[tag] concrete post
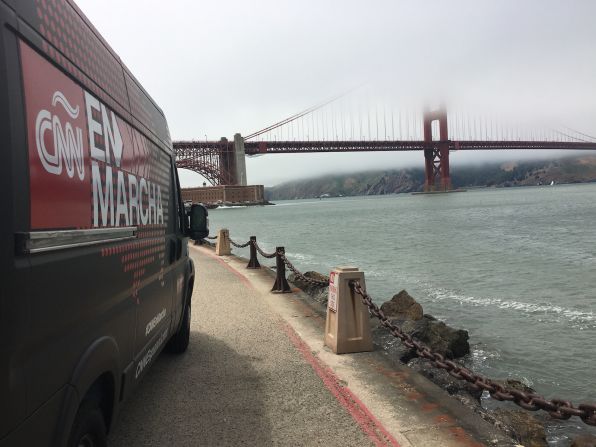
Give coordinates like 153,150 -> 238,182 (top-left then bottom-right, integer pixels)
271,247 -> 292,293
215,229 -> 231,256
246,236 -> 261,269
233,133 -> 247,186
324,267 -> 373,354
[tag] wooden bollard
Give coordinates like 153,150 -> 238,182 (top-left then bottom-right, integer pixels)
324,267 -> 373,354
215,229 -> 231,256
246,236 -> 261,269
271,247 -> 291,293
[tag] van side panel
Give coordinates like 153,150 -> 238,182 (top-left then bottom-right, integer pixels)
18,32 -> 178,397
1,0 -> 190,443
18,39 -> 137,412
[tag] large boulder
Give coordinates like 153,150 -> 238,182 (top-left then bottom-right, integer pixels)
380,290 -> 423,321
491,409 -> 547,447
402,314 -> 470,359
376,290 -> 470,359
373,312 -> 470,361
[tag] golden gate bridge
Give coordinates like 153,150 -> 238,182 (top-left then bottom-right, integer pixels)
173,100 -> 596,192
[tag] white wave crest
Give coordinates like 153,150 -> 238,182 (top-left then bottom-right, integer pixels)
429,287 -> 596,326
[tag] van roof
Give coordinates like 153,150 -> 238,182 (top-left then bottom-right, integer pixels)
66,0 -> 166,119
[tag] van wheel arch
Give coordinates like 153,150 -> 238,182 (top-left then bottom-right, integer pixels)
70,337 -> 120,403
58,337 -> 120,443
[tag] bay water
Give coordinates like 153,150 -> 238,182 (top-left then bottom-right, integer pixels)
208,184 -> 596,445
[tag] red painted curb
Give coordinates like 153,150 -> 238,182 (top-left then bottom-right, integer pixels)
282,323 -> 401,447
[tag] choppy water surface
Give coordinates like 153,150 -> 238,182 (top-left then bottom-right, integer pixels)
208,184 -> 596,445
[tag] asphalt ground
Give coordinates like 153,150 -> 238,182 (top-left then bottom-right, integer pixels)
108,246 -> 378,446
109,245 -> 518,447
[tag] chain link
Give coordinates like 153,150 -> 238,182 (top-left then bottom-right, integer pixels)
205,236 -> 218,240
279,253 -> 328,286
229,238 -> 251,248
252,241 -> 277,258
350,280 -> 596,426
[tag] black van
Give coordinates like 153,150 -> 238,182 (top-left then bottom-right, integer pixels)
0,1 -> 206,445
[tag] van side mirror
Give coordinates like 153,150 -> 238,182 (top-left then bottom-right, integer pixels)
186,204 -> 209,240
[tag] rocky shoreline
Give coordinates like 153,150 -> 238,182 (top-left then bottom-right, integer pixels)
287,271 -> 596,447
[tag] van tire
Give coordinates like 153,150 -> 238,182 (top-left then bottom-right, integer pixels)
166,300 -> 191,354
68,400 -> 107,447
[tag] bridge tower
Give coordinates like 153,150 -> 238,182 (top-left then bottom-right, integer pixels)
215,134 -> 248,185
218,137 -> 237,184
233,133 -> 248,186
423,107 -> 451,192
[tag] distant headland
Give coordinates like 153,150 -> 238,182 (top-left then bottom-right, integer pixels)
265,155 -> 596,200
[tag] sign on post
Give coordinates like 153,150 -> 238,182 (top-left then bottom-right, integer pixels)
328,271 -> 338,312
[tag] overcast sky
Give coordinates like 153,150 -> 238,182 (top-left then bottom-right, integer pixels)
76,0 -> 596,187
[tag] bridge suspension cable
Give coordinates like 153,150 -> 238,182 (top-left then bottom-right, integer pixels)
561,126 -> 596,142
243,86 -> 361,141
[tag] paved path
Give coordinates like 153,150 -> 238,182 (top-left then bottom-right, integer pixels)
109,246 -> 516,447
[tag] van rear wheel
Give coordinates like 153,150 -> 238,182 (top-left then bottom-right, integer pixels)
68,401 -> 107,447
166,300 -> 191,354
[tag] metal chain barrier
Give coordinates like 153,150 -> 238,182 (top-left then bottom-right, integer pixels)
350,280 -> 596,426
206,235 -> 218,240
279,253 -> 328,286
229,238 -> 251,248
214,230 -> 596,426
252,241 -> 278,259
225,233 -> 326,285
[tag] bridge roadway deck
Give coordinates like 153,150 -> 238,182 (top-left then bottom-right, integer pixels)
108,245 -> 517,447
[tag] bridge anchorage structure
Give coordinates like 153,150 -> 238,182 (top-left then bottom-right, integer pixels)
173,102 -> 596,190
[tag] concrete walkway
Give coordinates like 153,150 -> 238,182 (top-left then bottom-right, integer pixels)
109,245 -> 517,447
